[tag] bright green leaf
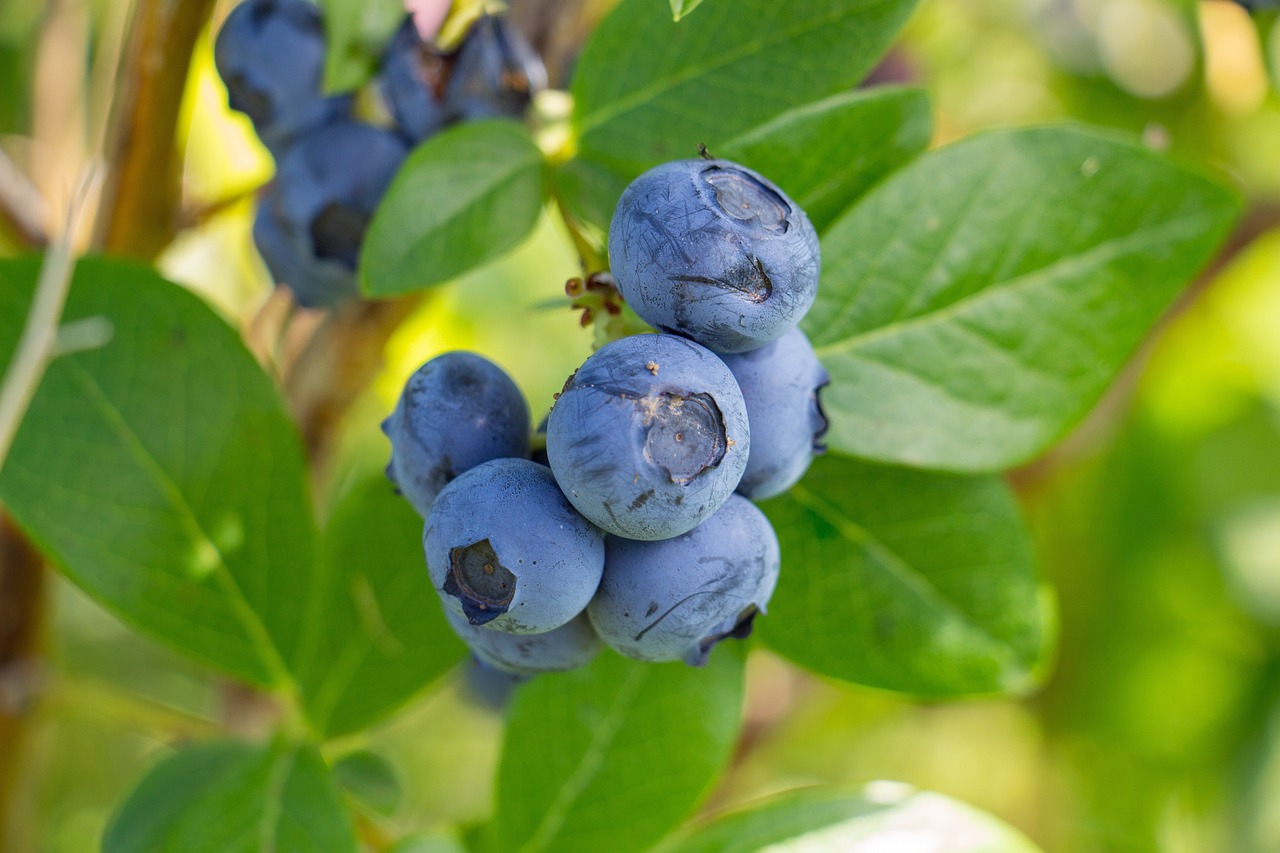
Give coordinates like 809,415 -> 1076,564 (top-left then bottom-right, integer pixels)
657,784 -> 1042,853
668,0 -> 706,21
718,87 -> 933,233
319,0 -> 404,92
759,455 -> 1045,695
293,475 -> 467,738
0,257 -> 316,688
102,740 -> 357,853
572,0 -> 920,176
362,120 -> 547,297
809,126 -> 1240,472
494,649 -> 745,853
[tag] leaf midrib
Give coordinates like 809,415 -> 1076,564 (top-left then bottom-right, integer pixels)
576,0 -> 896,139
789,484 -> 1023,668
66,358 -> 293,688
515,664 -> 649,853
375,132 -> 542,267
814,208 -> 1217,359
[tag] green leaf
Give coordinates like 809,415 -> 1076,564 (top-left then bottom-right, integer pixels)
759,455 -> 1045,695
494,650 -> 745,853
657,784 -> 1042,853
293,475 -> 467,738
102,740 -> 357,853
0,257 -> 316,688
319,0 -> 404,92
718,87 -> 933,233
668,0 -> 705,20
388,834 -> 470,853
572,0 -> 920,176
362,120 -> 547,297
809,126 -> 1240,472
333,748 -> 402,815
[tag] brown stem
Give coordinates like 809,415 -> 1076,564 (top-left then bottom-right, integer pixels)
0,512 -> 46,849
282,296 -> 425,481
92,0 -> 218,259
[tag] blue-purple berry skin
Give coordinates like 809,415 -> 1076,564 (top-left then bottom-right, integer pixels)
253,197 -> 359,308
214,0 -> 333,154
719,328 -> 830,500
255,120 -> 406,307
378,17 -> 449,143
383,352 -> 530,517
424,458 -> 605,634
546,334 -> 750,541
587,494 -> 781,665
460,658 -> 526,709
443,609 -> 600,675
608,159 -> 820,354
443,14 -> 546,122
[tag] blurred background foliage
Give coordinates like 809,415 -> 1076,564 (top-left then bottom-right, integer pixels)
4,0 -> 1280,851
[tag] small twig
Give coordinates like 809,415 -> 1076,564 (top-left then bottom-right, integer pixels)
177,183 -> 266,231
549,185 -> 606,274
0,169 -> 100,474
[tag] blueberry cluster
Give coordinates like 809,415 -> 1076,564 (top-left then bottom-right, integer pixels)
214,0 -> 545,308
385,156 -> 830,678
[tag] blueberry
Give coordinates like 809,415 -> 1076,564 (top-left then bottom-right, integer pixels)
255,120 -> 407,307
253,197 -> 359,308
444,609 -> 600,675
443,14 -> 546,122
608,158 -> 820,354
214,0 -> 336,154
587,494 -> 780,665
383,351 -> 531,517
378,17 -> 450,143
424,458 -> 605,633
459,658 -> 525,709
719,328 -> 829,500
546,334 -> 750,541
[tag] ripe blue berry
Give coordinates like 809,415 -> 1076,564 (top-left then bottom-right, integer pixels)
588,494 -> 780,665
444,609 -> 601,675
720,328 -> 829,500
425,458 -> 605,633
214,0 -> 334,153
383,351 -> 530,517
378,17 -> 449,143
547,334 -> 750,541
608,158 -> 820,354
255,120 -> 407,307
443,14 -> 546,122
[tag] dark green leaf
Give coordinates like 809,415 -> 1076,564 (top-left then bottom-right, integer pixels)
718,87 -> 933,233
494,650 -> 745,853
809,126 -> 1240,472
657,785 -> 1042,853
572,0 -> 919,175
294,475 -> 467,737
759,455 -> 1045,695
333,749 -> 402,815
0,257 -> 316,688
362,120 -> 547,297
102,740 -> 357,853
